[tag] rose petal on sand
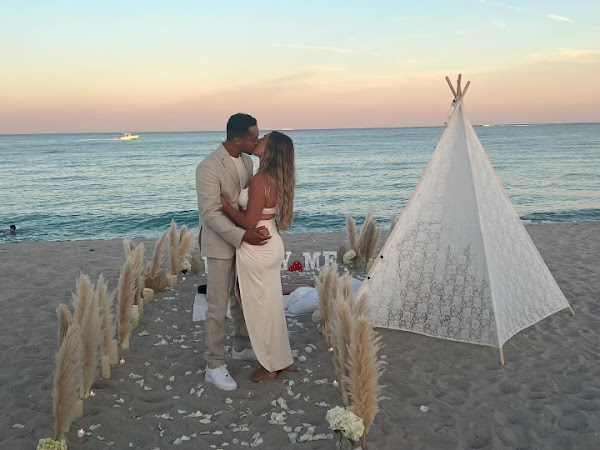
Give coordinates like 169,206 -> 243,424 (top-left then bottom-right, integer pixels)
225,397 -> 233,404
138,330 -> 150,336
12,423 -> 24,429
155,413 -> 173,420
89,424 -> 101,431
169,376 -> 175,382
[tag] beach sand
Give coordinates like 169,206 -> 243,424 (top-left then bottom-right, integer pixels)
1,223 -> 599,449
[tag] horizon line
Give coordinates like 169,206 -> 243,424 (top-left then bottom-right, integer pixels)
1,120 -> 599,136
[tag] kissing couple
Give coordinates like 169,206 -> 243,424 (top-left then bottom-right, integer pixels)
196,113 -> 298,390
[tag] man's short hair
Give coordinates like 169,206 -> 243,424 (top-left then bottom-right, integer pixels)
9,225 -> 16,231
226,113 -> 257,140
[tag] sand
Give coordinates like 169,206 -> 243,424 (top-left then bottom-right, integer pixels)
1,223 -> 599,449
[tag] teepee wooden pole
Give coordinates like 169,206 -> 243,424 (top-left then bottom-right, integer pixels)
446,76 -> 458,99
461,81 -> 471,99
567,306 -> 575,316
499,347 -> 505,365
457,74 -> 462,99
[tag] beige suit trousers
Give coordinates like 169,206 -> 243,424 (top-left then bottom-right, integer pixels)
204,257 -> 251,369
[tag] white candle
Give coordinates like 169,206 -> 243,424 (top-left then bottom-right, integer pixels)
122,333 -> 130,349
120,358 -> 125,365
332,380 -> 339,387
73,400 -> 84,419
143,288 -> 154,304
101,355 -> 111,379
328,347 -> 334,353
77,428 -> 85,438
131,307 -> 140,330
110,339 -> 119,365
181,276 -> 186,282
89,390 -> 96,397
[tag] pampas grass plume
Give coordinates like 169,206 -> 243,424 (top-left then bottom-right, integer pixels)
179,232 -> 196,267
53,322 -> 83,440
346,215 -> 357,251
190,256 -> 201,274
350,292 -> 369,319
118,256 -> 136,345
337,245 -> 348,263
344,317 -> 386,437
72,273 -> 93,324
96,275 -> 114,357
333,299 -> 352,406
316,262 -> 338,345
81,278 -> 101,396
57,304 -> 72,348
146,232 -> 167,279
133,242 -> 145,304
168,220 -> 179,275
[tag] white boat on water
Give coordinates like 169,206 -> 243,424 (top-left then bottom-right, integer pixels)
119,132 -> 139,140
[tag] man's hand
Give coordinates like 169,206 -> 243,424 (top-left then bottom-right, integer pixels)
242,226 -> 271,246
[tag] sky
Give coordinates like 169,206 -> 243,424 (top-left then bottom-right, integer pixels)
1,1 -> 599,133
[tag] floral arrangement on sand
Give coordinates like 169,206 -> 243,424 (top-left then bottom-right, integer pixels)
316,263 -> 385,448
326,406 -> 365,444
37,438 -> 67,450
339,212 -> 381,268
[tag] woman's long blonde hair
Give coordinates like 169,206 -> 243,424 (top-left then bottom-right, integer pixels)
257,131 -> 295,230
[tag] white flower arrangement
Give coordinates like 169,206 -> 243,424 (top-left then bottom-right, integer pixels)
312,309 -> 322,324
326,406 -> 365,442
342,250 -> 357,266
37,438 -> 67,450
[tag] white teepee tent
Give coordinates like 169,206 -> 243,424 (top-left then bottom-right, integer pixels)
358,75 -> 573,363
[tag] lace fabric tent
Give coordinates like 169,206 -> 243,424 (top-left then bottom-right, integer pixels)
357,75 -> 574,364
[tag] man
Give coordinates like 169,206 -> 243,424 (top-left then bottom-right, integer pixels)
196,113 -> 269,391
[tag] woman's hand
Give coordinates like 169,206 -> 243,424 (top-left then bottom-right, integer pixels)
220,195 -> 229,211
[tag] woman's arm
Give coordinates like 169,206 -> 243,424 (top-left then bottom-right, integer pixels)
221,174 -> 269,230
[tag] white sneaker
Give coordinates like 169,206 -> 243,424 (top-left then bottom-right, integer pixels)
205,366 -> 238,391
232,347 -> 258,361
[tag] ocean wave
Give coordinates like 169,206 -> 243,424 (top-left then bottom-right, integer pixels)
2,208 -> 599,243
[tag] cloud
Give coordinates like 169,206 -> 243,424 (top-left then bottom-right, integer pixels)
528,49 -> 600,64
272,44 -> 354,54
547,14 -> 574,23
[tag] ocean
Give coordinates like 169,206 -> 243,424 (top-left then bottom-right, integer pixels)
1,124 -> 599,243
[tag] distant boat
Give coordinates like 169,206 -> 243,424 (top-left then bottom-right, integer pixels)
119,132 -> 139,140
481,123 -> 491,127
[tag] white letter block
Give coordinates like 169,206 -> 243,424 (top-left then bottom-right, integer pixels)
303,251 -> 322,271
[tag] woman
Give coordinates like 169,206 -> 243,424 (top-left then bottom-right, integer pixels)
220,131 -> 298,382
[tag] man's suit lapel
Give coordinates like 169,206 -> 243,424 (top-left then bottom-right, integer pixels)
217,144 -> 241,190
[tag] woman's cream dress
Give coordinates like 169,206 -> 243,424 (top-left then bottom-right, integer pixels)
235,188 -> 294,372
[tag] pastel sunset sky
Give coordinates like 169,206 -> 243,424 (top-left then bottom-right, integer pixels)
1,1 -> 599,133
